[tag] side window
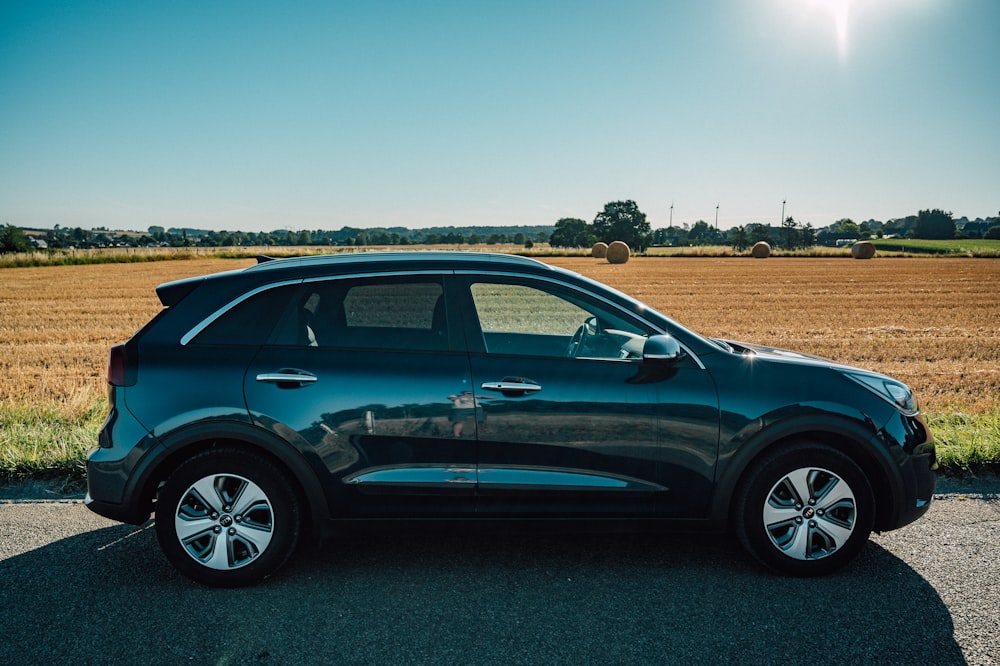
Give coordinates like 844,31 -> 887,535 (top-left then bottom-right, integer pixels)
470,281 -> 651,359
275,278 -> 448,351
472,283 -> 586,337
192,284 -> 300,346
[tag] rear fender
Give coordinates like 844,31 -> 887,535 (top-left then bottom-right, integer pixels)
133,420 -> 330,538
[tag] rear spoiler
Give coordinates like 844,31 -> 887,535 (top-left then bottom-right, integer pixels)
154,276 -> 205,307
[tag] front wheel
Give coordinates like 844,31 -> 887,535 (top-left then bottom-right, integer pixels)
735,443 -> 874,576
155,448 -> 301,587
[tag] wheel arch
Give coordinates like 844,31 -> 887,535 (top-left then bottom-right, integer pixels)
129,421 -> 330,539
714,414 -> 901,533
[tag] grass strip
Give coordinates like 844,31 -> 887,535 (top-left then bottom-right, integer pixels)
0,399 -> 106,486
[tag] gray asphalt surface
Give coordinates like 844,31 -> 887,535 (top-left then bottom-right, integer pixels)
1,478 -> 997,665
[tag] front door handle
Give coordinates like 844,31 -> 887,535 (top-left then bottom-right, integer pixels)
256,370 -> 318,388
481,379 -> 542,395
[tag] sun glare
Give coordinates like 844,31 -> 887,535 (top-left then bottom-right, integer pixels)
812,0 -> 854,59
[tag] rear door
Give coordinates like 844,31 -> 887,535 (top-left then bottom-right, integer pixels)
243,273 -> 478,518
458,274 -> 720,518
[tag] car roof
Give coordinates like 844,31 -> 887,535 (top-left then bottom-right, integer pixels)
156,251 -> 558,307
243,251 -> 554,274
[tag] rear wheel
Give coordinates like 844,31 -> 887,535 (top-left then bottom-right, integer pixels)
155,448 -> 301,587
735,443 -> 874,576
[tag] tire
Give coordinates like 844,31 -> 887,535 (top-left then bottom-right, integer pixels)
735,442 -> 874,576
155,447 -> 301,587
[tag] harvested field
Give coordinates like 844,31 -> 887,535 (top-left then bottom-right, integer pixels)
546,257 -> 1000,414
1,256 -> 997,417
0,259 -> 256,407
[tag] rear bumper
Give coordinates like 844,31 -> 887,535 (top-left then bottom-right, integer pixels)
84,491 -> 151,525
85,397 -> 159,525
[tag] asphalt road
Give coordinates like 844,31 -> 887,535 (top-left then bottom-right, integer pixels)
1,481 -> 997,665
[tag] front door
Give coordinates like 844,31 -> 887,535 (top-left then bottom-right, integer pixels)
460,276 -> 719,519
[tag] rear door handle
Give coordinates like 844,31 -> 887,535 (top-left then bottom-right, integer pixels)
256,370 -> 318,387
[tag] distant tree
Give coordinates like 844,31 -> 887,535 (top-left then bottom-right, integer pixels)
748,223 -> 772,245
592,200 -> 651,252
984,226 -> 1000,240
549,218 -> 595,248
835,219 -> 859,238
689,220 -> 713,244
779,217 -> 801,249
729,225 -> 750,252
913,209 -> 955,239
800,223 -> 816,247
0,224 -> 31,253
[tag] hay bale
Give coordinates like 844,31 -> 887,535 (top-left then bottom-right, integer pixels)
606,241 -> 631,264
751,241 -> 771,258
851,241 -> 876,259
591,242 -> 608,258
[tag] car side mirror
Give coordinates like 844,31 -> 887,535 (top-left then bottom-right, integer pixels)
642,335 -> 684,363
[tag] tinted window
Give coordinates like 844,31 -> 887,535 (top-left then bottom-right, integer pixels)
192,284 -> 300,346
272,278 -> 449,351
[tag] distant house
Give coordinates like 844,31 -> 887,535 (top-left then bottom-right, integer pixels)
29,237 -> 48,249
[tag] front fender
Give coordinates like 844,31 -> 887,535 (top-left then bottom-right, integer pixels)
710,404 -> 901,531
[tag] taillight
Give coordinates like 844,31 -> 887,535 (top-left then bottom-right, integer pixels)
107,344 -> 131,386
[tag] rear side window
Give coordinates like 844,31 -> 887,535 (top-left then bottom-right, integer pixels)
271,277 -> 449,351
191,284 -> 300,346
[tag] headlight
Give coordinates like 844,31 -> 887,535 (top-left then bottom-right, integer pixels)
844,371 -> 919,415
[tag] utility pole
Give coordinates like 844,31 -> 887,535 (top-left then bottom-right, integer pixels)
781,199 -> 787,226
669,202 -> 674,228
715,203 -> 719,230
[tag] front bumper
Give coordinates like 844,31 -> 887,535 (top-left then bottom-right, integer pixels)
878,410 -> 936,530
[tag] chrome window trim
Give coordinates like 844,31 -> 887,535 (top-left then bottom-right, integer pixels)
180,270 -> 455,346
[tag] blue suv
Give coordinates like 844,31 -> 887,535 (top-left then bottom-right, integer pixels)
86,252 -> 936,586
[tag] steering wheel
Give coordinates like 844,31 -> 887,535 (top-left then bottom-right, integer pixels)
567,316 -> 601,358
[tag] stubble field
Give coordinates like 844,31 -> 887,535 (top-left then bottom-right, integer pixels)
1,255 -> 998,477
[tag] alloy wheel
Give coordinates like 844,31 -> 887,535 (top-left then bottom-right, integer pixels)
173,473 -> 275,570
762,466 -> 857,561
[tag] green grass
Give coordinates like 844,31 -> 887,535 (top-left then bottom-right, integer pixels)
0,399 -> 106,488
870,238 -> 1000,257
0,400 -> 995,489
928,411 -> 1000,473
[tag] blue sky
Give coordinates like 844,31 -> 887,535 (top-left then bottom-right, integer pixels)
1,0 -> 997,232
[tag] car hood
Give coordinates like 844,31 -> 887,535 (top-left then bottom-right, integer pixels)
720,339 -> 858,372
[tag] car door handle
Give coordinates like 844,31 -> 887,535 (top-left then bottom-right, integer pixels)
481,380 -> 542,394
256,371 -> 318,387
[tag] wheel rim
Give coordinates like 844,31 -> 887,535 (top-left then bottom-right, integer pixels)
173,473 -> 275,570
762,466 -> 857,561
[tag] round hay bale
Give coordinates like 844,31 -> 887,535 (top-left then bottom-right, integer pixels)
591,242 -> 608,258
751,241 -> 771,259
606,241 -> 631,264
851,241 -> 876,259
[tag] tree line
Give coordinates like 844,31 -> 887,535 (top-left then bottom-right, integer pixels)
550,206 -> 1000,250
3,205 -> 998,254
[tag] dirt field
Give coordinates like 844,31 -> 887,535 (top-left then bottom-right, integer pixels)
1,256 -> 997,414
